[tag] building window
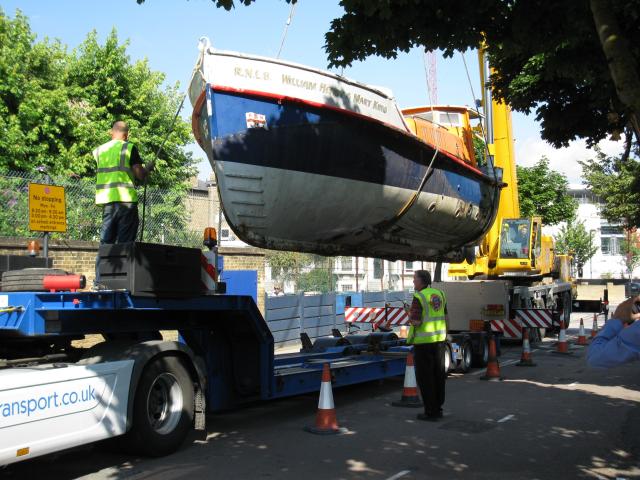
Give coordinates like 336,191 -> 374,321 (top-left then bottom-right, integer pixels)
601,225 -> 624,256
340,257 -> 354,271
373,259 -> 383,279
405,261 -> 414,271
342,284 -> 353,292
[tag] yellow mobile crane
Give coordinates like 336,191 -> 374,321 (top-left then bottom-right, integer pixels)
447,52 -> 563,281
401,51 -> 575,354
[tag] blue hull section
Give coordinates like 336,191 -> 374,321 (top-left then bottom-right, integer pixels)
194,86 -> 501,261
210,91 -> 488,205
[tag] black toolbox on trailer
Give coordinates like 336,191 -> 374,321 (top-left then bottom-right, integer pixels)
97,242 -> 202,297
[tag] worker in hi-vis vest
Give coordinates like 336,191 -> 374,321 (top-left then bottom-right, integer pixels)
93,121 -> 154,284
407,270 -> 449,421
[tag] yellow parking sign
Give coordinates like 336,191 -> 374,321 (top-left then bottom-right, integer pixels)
28,183 -> 67,233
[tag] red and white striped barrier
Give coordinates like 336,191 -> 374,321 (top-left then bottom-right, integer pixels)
344,306 -> 409,327
514,308 -> 554,328
490,318 -> 522,339
492,308 -> 554,339
201,251 -> 217,291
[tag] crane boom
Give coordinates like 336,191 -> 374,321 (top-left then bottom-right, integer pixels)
448,49 -> 562,281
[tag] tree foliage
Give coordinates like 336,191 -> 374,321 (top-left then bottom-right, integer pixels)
516,157 -> 577,225
553,220 -> 599,272
322,0 -> 640,150
161,0 -> 640,150
0,9 -> 195,187
580,147 -> 640,228
620,229 -> 640,279
266,252 -> 336,292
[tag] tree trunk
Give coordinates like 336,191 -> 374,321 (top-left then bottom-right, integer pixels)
590,0 -> 640,143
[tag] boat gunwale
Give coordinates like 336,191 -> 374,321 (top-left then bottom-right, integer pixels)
204,48 -> 395,101
191,85 -> 497,183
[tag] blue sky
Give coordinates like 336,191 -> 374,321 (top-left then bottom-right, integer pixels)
1,0 -> 620,182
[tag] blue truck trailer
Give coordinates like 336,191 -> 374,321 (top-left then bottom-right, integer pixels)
0,246 -> 409,465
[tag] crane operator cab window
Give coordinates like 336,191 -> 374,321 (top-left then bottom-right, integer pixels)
500,219 -> 531,259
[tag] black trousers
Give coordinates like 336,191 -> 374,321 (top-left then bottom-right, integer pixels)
95,202 -> 139,283
413,342 -> 446,416
100,202 -> 139,244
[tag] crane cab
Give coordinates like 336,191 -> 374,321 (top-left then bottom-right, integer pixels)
495,217 -> 554,278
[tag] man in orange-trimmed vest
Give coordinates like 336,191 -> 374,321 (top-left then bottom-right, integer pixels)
407,270 -> 449,421
93,121 -> 153,283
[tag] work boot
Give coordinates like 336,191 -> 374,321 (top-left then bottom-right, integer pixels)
416,413 -> 439,422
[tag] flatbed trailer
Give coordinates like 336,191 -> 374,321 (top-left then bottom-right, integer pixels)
0,289 -> 409,466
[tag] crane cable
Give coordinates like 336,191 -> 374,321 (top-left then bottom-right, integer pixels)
139,93 -> 187,241
459,50 -> 503,255
375,49 -> 442,231
277,3 -> 297,59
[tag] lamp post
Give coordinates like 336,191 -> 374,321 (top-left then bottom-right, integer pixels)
589,229 -> 595,279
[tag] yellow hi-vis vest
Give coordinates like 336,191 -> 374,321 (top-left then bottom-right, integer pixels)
407,287 -> 447,344
94,140 -> 138,205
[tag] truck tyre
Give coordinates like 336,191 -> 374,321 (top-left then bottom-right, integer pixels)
457,340 -> 473,373
472,337 -> 489,367
443,343 -> 453,373
125,356 -> 194,457
1,268 -> 67,292
562,291 -> 572,326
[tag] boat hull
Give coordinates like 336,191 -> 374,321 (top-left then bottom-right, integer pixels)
190,48 -> 500,262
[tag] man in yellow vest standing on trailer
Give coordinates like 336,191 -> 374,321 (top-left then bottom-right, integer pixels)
93,121 -> 154,283
407,270 -> 449,421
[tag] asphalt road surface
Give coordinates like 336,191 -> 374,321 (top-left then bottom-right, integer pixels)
3,312 -> 639,480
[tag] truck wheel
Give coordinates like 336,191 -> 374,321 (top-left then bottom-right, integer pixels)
472,337 -> 489,367
125,356 -> 194,457
457,340 -> 473,373
443,343 -> 453,373
1,268 -> 67,291
562,291 -> 572,326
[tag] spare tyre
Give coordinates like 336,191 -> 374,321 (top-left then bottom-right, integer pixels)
1,268 -> 68,292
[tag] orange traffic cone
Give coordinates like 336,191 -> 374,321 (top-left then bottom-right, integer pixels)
392,351 -> 423,408
516,328 -> 536,366
553,320 -> 571,354
577,318 -> 588,345
304,363 -> 347,435
480,335 -> 503,381
590,313 -> 598,339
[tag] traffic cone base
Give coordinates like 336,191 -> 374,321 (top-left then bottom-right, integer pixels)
516,328 -> 536,367
392,351 -> 423,408
304,363 -> 347,435
553,320 -> 573,355
480,335 -> 503,381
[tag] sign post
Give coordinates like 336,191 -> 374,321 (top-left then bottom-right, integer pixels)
28,183 -> 67,257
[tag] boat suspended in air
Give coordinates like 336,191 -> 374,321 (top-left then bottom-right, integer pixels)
188,38 -> 502,262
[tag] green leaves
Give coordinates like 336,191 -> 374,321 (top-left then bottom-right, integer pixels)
321,0 -> 640,149
553,220 -> 598,269
580,147 -> 640,228
516,157 -> 577,225
0,10 -> 195,187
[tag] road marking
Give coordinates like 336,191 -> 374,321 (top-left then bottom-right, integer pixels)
470,358 -> 519,375
500,359 -> 520,367
497,414 -> 515,423
385,470 -> 411,480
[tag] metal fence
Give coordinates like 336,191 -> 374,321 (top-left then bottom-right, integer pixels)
0,170 -> 215,248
